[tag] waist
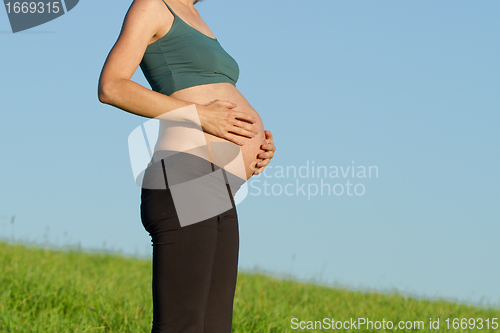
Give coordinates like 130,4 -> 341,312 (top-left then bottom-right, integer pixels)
143,150 -> 216,189
142,150 -> 244,195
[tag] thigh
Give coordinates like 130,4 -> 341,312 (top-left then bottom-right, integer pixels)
150,213 -> 220,332
141,186 -> 220,332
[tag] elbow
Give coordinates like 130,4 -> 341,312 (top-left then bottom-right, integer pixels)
98,81 -> 114,105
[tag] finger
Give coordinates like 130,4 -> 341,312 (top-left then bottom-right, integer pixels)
217,100 -> 237,109
231,118 -> 257,134
260,143 -> 276,152
254,167 -> 264,175
224,133 -> 246,146
232,110 -> 257,124
227,123 -> 256,138
257,151 -> 274,160
253,163 -> 266,174
264,130 -> 273,140
255,159 -> 270,168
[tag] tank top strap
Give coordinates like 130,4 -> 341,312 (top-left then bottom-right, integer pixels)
161,0 -> 177,17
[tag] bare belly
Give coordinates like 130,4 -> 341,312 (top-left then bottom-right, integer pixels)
157,82 -> 265,180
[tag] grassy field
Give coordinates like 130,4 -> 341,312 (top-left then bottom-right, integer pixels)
1,240 -> 499,332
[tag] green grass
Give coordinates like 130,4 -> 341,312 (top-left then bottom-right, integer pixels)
1,240 -> 499,332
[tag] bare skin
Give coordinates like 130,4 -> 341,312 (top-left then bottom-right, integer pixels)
98,0 -> 275,180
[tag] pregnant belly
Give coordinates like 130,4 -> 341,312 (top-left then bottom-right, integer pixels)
203,112 -> 265,180
165,83 -> 266,180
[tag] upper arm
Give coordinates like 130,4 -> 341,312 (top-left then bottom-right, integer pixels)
99,0 -> 168,91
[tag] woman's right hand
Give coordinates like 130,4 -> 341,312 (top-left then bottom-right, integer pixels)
196,99 -> 259,146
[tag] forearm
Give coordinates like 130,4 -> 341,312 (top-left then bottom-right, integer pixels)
98,78 -> 194,119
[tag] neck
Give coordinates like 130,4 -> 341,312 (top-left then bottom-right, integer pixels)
172,0 -> 194,9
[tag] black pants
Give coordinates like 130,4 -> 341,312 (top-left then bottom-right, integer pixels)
140,152 -> 240,333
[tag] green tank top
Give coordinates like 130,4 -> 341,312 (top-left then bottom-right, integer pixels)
139,0 -> 240,96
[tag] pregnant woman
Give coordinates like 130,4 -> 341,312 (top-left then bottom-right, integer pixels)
98,0 -> 276,332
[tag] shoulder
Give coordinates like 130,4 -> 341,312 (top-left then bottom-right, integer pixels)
123,0 -> 173,34
128,0 -> 168,14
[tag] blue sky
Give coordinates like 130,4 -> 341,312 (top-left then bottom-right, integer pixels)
1,0 -> 499,308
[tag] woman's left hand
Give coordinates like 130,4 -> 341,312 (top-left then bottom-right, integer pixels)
254,130 -> 276,175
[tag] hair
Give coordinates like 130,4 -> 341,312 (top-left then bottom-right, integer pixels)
193,0 -> 203,4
